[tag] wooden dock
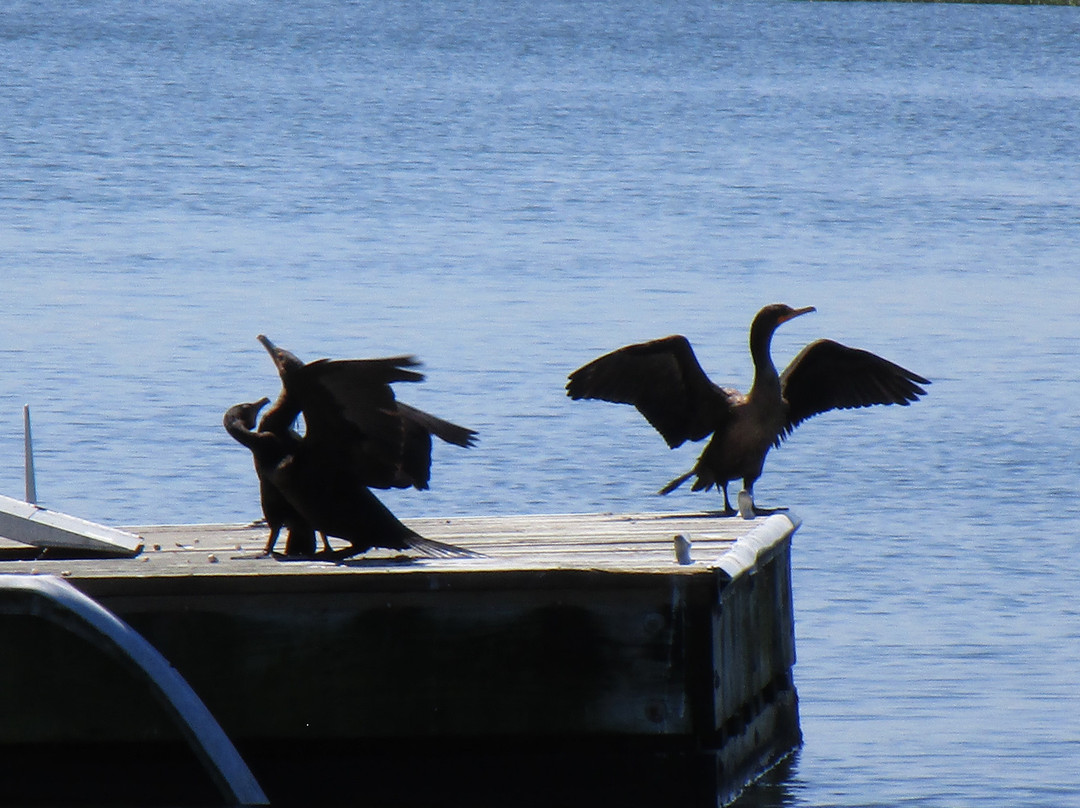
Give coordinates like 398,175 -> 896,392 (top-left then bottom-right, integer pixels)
0,511 -> 801,807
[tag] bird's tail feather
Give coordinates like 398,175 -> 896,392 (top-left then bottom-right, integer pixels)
406,535 -> 480,558
659,470 -> 695,495
397,402 -> 478,448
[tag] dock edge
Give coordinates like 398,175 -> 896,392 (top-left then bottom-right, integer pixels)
711,512 -> 802,806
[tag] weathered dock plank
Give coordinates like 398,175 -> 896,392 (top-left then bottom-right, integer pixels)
0,511 -> 801,807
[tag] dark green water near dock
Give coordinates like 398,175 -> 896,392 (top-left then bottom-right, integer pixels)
2,1 -> 1079,805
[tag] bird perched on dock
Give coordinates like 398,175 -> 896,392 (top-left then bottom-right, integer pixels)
223,398 -> 324,556
222,337 -> 477,559
566,304 -> 929,516
224,397 -> 466,559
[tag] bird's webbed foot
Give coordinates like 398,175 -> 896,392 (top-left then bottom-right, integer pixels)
715,488 -> 737,517
260,528 -> 280,557
269,550 -> 323,561
751,505 -> 789,515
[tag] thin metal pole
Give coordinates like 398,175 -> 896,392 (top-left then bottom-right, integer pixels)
23,404 -> 37,505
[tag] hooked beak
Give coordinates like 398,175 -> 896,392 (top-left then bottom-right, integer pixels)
257,334 -> 277,355
780,306 -> 816,324
230,396 -> 270,430
247,396 -> 270,426
256,334 -> 287,373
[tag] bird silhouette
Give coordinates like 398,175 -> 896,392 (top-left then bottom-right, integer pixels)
224,337 -> 476,559
567,304 -> 929,515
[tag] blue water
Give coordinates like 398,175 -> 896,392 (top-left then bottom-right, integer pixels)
3,1 -> 1079,805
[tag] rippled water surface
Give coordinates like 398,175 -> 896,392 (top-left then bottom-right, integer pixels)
2,1 -> 1079,805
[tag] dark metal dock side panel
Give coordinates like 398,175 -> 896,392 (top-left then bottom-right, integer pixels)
103,574 -> 708,740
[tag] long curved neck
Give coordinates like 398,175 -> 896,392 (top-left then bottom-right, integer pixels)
224,414 -> 262,451
225,413 -> 289,464
258,390 -> 302,437
747,319 -> 781,402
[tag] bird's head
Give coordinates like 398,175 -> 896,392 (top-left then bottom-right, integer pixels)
257,335 -> 305,379
223,397 -> 270,431
762,303 -> 816,327
750,304 -> 815,352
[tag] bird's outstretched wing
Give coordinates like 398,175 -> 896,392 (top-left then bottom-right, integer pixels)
301,357 -> 476,491
290,357 -> 420,486
397,401 -> 478,448
780,339 -> 929,438
383,403 -> 478,491
298,356 -> 420,441
567,335 -> 735,448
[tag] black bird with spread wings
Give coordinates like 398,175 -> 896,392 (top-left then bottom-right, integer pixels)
566,304 -> 929,516
257,336 -> 476,492
224,337 -> 477,559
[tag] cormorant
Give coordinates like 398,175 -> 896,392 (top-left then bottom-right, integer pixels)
223,337 -> 477,559
223,398 -> 322,556
566,304 -> 929,515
